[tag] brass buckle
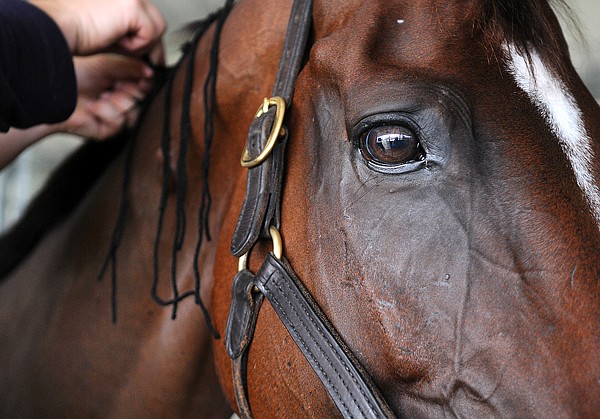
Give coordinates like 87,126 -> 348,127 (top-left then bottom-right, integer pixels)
240,96 -> 286,168
238,226 -> 283,273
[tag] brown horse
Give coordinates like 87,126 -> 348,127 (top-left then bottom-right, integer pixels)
1,0 -> 599,417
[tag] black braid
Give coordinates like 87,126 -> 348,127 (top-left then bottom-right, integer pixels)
193,0 -> 236,338
97,123 -> 138,323
100,2 -> 234,337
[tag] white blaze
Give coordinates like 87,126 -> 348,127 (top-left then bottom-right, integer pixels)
505,43 -> 600,228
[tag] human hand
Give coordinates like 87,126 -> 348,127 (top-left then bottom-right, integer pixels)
31,0 -> 166,65
54,54 -> 156,140
0,53 -> 155,168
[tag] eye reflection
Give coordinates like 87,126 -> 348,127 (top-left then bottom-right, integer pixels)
375,131 -> 413,150
361,125 -> 422,165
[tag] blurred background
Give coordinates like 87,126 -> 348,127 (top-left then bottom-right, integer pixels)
0,0 -> 599,231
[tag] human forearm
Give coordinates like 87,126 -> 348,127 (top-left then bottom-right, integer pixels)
0,125 -> 57,169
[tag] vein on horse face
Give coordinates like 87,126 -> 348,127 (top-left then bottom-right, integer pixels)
504,43 -> 600,230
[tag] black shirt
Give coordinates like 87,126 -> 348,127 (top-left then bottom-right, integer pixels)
0,0 -> 76,132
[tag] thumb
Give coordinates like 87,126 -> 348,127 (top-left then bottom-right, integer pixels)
115,1 -> 166,57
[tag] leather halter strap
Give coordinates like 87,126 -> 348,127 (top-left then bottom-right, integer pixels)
230,0 -> 312,256
256,255 -> 396,418
225,1 -> 397,417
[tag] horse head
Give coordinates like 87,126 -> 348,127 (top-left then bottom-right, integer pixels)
1,0 -> 596,416
212,0 -> 600,416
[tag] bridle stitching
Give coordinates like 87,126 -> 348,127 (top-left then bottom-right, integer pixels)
268,272 -> 357,418
277,273 -> 376,416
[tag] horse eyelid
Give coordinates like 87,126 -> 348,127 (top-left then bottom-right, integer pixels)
349,113 -> 421,145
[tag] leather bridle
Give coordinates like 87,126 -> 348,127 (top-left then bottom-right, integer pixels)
224,1 -> 397,417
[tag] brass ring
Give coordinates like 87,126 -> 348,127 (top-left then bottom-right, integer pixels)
269,226 -> 283,260
240,96 -> 286,168
238,253 -> 249,272
237,226 -> 283,272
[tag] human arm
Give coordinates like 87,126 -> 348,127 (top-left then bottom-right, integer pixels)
0,54 -> 155,169
0,0 -> 166,169
0,0 -> 165,134
0,0 -> 77,132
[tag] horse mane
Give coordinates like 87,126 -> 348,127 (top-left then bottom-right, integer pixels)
478,0 -> 574,77
99,0 -> 234,334
0,1 -> 235,336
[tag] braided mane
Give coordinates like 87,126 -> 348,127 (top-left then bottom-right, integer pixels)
99,1 -> 235,334
0,1 -> 236,337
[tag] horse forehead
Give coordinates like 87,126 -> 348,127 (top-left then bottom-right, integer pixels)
310,0 -> 485,81
313,0 -> 480,37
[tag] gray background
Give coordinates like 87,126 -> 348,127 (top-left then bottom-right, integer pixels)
0,0 -> 599,230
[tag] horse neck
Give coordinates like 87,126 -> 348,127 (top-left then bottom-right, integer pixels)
183,0 -> 296,235
115,0 -> 296,296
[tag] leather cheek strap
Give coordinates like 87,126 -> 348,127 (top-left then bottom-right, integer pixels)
225,269 -> 263,419
225,254 -> 397,418
230,111 -> 288,257
230,0 -> 311,258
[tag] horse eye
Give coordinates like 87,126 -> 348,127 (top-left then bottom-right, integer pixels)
360,125 -> 423,165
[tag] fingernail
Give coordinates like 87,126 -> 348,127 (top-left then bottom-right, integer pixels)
143,65 -> 154,78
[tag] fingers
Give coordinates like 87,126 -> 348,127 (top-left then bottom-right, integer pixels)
60,88 -> 143,140
96,91 -> 137,117
38,0 -> 167,60
85,101 -> 128,141
74,54 -> 155,97
66,51 -> 158,140
115,0 -> 166,63
113,81 -> 147,102
87,90 -> 140,139
100,56 -> 154,81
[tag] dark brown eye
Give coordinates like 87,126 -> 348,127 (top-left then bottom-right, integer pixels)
360,125 -> 422,165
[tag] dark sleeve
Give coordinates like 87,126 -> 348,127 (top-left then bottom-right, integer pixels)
0,0 -> 77,132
